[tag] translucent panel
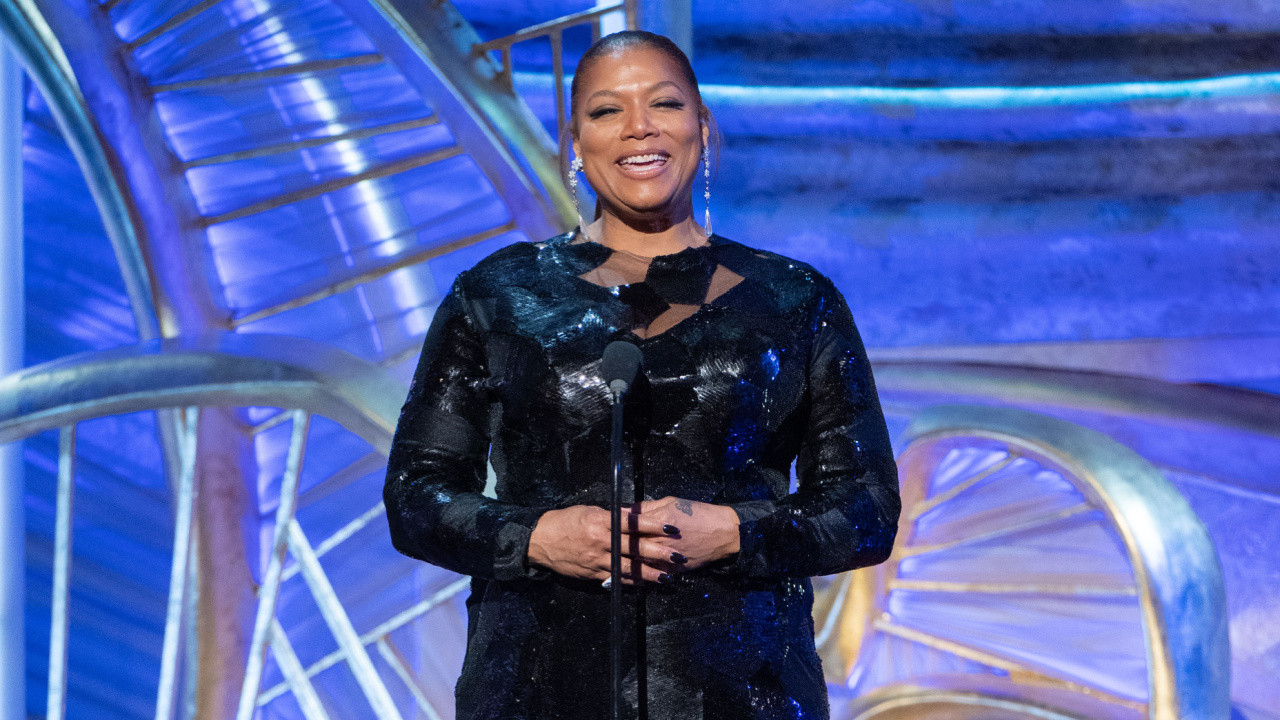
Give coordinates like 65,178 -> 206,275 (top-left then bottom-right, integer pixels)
24,413 -> 172,720
109,0 -> 217,44
254,415 -> 373,515
237,265 -> 442,362
185,122 -> 457,217
899,511 -> 1137,589
153,63 -> 427,162
207,157 -> 510,313
890,591 -> 1148,701
235,230 -> 525,363
130,0 -> 375,85
847,630 -> 1002,694
23,85 -> 137,364
914,460 -> 1087,546
927,446 -> 1009,495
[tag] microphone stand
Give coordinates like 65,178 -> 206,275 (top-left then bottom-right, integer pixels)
609,386 -> 625,720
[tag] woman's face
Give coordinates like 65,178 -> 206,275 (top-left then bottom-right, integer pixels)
572,46 -> 708,226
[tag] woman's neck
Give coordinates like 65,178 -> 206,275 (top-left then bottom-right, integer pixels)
585,211 -> 707,257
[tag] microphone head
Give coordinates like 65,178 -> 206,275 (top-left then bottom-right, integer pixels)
601,340 -> 642,395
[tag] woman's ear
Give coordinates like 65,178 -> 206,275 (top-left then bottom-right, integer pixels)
701,119 -> 710,151
571,139 -> 582,164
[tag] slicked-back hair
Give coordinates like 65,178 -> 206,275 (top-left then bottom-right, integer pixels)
559,30 -> 720,197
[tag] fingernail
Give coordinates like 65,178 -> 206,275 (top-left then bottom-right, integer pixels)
663,524 -> 680,535
670,551 -> 687,564
657,573 -> 673,584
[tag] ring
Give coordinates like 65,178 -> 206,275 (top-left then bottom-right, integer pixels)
601,577 -> 613,589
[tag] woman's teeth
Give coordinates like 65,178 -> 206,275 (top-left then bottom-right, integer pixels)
620,154 -> 667,166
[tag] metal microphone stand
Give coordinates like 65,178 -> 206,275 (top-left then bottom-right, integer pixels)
609,385 -> 625,720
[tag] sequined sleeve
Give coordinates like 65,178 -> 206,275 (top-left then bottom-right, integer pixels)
724,281 -> 901,578
383,280 -> 545,581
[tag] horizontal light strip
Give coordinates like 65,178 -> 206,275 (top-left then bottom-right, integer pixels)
231,221 -> 515,327
149,54 -> 383,94
125,0 -> 225,49
201,144 -> 461,227
183,116 -> 440,169
889,579 -> 1138,596
702,71 -> 1280,109
257,577 -> 470,706
519,70 -> 1280,109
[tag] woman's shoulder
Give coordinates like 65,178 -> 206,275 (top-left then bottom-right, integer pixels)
453,231 -> 577,294
708,235 -> 843,311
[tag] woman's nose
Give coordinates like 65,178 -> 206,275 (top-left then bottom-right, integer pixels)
622,108 -> 658,140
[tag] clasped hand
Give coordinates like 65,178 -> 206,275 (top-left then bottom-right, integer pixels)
526,497 -> 741,585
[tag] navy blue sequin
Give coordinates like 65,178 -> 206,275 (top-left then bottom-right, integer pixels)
385,233 -> 900,719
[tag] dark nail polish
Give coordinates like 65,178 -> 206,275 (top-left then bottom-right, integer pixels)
670,552 -> 687,564
657,573 -> 673,584
663,524 -> 680,535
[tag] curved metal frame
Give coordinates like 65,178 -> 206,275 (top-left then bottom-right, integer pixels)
861,404 -> 1230,720
0,332 -> 405,451
0,0 -> 161,339
872,361 -> 1280,440
333,0 -> 576,240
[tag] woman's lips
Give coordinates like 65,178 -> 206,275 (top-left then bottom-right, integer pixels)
616,153 -> 669,179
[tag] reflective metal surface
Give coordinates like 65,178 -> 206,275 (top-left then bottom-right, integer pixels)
821,404 -> 1230,720
0,0 -> 161,338
0,332 -> 405,451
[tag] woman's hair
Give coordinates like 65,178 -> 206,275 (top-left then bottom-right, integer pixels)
559,30 -> 720,194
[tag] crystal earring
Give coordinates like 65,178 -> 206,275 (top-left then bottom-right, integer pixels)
569,156 -> 589,241
702,146 -> 712,238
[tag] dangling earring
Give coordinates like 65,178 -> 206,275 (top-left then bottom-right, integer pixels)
569,156 -> 589,241
702,146 -> 712,238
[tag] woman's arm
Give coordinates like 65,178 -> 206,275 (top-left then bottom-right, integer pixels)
384,282 -> 545,581
725,282 -> 901,577
631,282 -> 901,579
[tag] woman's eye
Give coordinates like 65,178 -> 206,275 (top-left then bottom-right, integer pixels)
654,100 -> 685,109
588,107 -> 618,119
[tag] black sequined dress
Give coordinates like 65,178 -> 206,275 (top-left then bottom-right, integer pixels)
385,231 -> 900,720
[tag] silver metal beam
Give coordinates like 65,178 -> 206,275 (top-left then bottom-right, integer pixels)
281,501 -> 384,582
46,425 -> 76,720
376,636 -> 444,720
257,577 -> 469,706
331,0 -> 573,238
182,115 -> 440,169
200,144 -> 461,227
0,333 -> 405,453
124,0 -> 226,50
0,0 -> 162,339
155,407 -> 199,720
287,519 -> 404,720
149,54 -> 384,94
270,619 -> 333,720
0,40 -> 24,720
236,410 -> 311,720
230,221 -> 513,327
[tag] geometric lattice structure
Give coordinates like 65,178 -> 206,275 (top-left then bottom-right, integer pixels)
815,405 -> 1230,720
0,333 -> 469,720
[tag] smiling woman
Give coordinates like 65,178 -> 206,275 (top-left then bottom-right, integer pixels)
384,30 -> 901,720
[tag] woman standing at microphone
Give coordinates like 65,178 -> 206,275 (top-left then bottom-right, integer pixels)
384,30 -> 900,720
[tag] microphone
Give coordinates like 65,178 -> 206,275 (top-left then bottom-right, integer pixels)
601,339 -> 641,720
601,341 -> 642,402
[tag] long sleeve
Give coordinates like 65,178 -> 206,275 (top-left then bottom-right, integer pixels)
722,282 -> 901,578
384,280 -> 545,581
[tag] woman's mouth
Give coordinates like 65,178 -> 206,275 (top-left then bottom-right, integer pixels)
616,152 -> 670,177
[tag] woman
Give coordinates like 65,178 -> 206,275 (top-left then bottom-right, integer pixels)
385,30 -> 900,720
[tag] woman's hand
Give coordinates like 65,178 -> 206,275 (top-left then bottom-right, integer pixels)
627,497 -> 741,571
527,505 -> 675,585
